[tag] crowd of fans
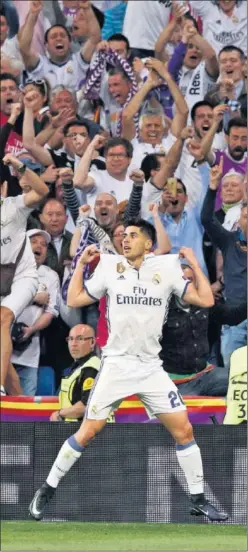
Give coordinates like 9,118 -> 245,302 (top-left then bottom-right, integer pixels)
0,0 -> 247,408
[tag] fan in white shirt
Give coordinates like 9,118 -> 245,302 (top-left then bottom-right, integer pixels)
123,0 -> 172,52
74,135 -> 134,208
11,229 -> 60,396
0,154 -> 49,396
18,0 -> 101,92
0,8 -> 25,73
188,0 -> 247,55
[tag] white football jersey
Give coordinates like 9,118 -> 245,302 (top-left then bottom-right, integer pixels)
11,265 -> 60,369
1,195 -> 32,264
85,253 -> 189,359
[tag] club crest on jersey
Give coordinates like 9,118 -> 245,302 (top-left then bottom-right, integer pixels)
152,273 -> 161,285
117,262 -> 125,274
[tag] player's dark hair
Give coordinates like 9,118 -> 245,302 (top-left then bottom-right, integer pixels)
108,33 -> 130,51
45,25 -> 71,43
141,153 -> 163,182
226,117 -> 247,135
218,45 -> 245,61
104,137 -> 133,159
191,100 -> 213,121
0,73 -> 18,86
124,218 -> 157,246
63,119 -> 90,137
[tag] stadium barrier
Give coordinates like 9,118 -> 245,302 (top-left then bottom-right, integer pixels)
0,395 -> 226,423
1,423 -> 246,524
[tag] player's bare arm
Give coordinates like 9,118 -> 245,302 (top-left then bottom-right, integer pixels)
179,247 -> 214,308
67,245 -> 100,308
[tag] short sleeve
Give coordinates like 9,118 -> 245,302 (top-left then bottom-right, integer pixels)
84,258 -> 107,300
27,55 -> 45,79
171,257 -> 191,299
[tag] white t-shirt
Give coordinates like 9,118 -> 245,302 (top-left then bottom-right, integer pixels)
123,0 -> 171,50
86,169 -> 133,208
85,253 -> 189,359
179,62 -> 216,123
11,265 -> 60,369
223,204 -> 242,232
1,36 -> 24,70
176,133 -> 225,208
188,1 -> 247,55
130,133 -> 177,171
27,51 -> 89,91
1,195 -> 32,264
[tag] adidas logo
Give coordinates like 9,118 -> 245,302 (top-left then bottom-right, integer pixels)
117,275 -> 125,280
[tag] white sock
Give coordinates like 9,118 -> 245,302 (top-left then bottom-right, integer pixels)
176,440 -> 204,495
0,385 -> 6,396
46,435 -> 84,489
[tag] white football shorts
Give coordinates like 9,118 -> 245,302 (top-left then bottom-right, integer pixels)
86,356 -> 186,420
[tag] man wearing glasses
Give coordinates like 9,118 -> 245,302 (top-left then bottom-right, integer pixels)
50,324 -> 100,422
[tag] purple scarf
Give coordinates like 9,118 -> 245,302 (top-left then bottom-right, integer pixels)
84,48 -> 139,136
62,223 -> 92,303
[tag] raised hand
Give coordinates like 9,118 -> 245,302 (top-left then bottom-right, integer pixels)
79,204 -> 91,217
91,134 -> 107,150
172,1 -> 186,23
3,153 -> 22,168
210,156 -> 224,190
145,58 -> 167,79
180,126 -> 194,141
9,102 -> 22,122
133,57 -> 145,74
187,139 -> 205,161
182,20 -> 197,43
129,169 -> 145,185
59,167 -> 74,182
30,0 -> 43,15
149,203 -> 159,217
213,103 -> 229,124
23,90 -> 38,110
179,246 -> 199,269
96,40 -> 109,53
146,69 -> 163,89
41,165 -> 60,183
79,244 -> 100,265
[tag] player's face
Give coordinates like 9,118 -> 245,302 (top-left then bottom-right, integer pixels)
122,226 -> 152,260
94,194 -> 117,228
193,106 -> 214,139
139,116 -> 165,145
30,235 -> 48,266
227,127 -> 247,160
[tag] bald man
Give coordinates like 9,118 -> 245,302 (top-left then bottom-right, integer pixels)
50,324 -> 100,422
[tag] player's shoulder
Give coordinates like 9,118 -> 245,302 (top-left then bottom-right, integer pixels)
99,253 -> 124,267
147,253 -> 179,267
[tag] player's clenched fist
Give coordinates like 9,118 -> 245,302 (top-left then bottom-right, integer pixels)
130,170 -> 145,185
79,244 -> 100,265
